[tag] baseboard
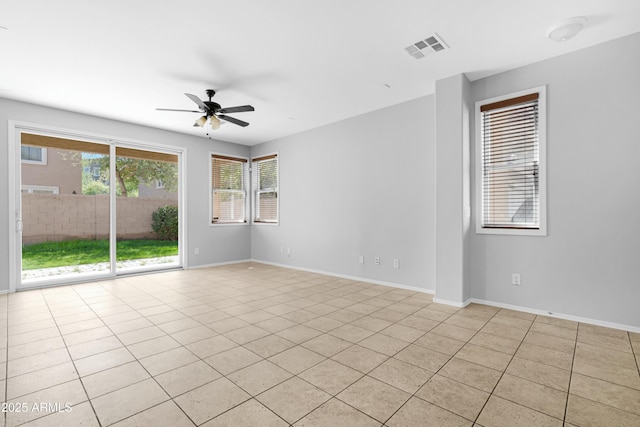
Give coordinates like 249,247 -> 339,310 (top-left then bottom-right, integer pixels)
250,259 -> 434,295
468,298 -> 640,334
188,259 -> 253,270
191,260 -> 640,333
432,297 -> 469,308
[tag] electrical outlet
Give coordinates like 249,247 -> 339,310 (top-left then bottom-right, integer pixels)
287,248 -> 291,257
393,259 -> 399,269
358,255 -> 364,264
194,248 -> 199,255
374,256 -> 380,265
512,273 -> 521,286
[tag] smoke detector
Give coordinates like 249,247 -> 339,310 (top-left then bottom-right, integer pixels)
405,34 -> 448,59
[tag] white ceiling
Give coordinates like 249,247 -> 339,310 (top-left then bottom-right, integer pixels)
2,1 -> 639,146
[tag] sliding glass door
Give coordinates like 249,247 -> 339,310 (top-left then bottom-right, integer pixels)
20,133 -> 112,284
115,147 -> 180,274
17,130 -> 182,288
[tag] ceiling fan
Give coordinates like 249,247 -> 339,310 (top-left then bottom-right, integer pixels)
157,89 -> 254,129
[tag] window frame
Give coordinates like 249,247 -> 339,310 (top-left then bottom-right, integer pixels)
210,152 -> 249,226
251,153 -> 279,225
475,86 -> 547,236
21,185 -> 59,194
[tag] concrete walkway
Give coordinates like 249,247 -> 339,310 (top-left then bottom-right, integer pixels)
21,256 -> 180,282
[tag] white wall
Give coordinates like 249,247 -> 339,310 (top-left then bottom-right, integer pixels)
434,74 -> 472,305
469,33 -> 640,328
251,96 -> 436,291
0,98 -> 252,291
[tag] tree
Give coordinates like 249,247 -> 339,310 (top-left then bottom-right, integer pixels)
258,158 -> 278,190
91,156 -> 178,197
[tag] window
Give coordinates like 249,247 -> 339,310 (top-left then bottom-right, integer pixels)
21,185 -> 59,194
252,154 -> 278,223
475,87 -> 546,235
211,154 -> 248,224
21,146 -> 47,165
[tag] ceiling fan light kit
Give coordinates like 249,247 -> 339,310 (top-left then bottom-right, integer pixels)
194,115 -> 208,127
157,89 -> 254,130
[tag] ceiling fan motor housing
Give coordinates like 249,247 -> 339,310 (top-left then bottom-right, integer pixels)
205,102 -> 221,114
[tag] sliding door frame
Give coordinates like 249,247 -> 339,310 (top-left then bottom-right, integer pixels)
8,120 -> 187,291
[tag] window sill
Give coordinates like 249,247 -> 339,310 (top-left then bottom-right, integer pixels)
476,226 -> 546,236
252,221 -> 279,226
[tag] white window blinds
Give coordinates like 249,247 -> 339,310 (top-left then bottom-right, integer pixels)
211,155 -> 247,223
252,154 -> 278,223
480,92 -> 540,229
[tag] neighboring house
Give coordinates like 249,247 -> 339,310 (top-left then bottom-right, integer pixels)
22,147 -> 176,199
82,158 -> 103,181
21,146 -> 81,195
138,180 -> 178,200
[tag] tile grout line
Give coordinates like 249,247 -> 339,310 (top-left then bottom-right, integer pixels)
243,286 -> 434,425
628,330 -> 640,375
72,284 -> 174,426
8,265 -> 637,426
7,274 -> 469,424
72,281 -> 203,427
179,278 -> 624,424
287,313 -> 418,424
194,274 -> 326,426
165,274 -> 428,425
160,273 -> 343,426
379,307 -> 465,425
203,286 -> 483,425
184,278 -> 418,425
567,326 -> 640,419
40,287 -> 103,427
2,272 -> 329,425
562,323 -> 579,424
85,273 -> 331,426
125,268 -> 636,424
468,311 -> 540,426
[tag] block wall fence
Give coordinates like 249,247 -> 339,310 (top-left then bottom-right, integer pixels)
21,194 -> 177,245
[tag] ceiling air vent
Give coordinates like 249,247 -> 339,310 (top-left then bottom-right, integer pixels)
405,34 -> 448,59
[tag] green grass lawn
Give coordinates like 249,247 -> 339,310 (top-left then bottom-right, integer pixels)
22,239 -> 179,270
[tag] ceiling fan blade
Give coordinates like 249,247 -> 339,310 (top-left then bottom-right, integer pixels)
218,114 -> 249,127
156,108 -> 201,113
185,93 -> 209,111
217,105 -> 255,114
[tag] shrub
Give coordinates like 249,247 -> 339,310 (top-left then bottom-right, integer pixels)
83,180 -> 109,195
151,205 -> 179,240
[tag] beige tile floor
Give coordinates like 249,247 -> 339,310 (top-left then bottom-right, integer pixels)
1,262 -> 639,426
